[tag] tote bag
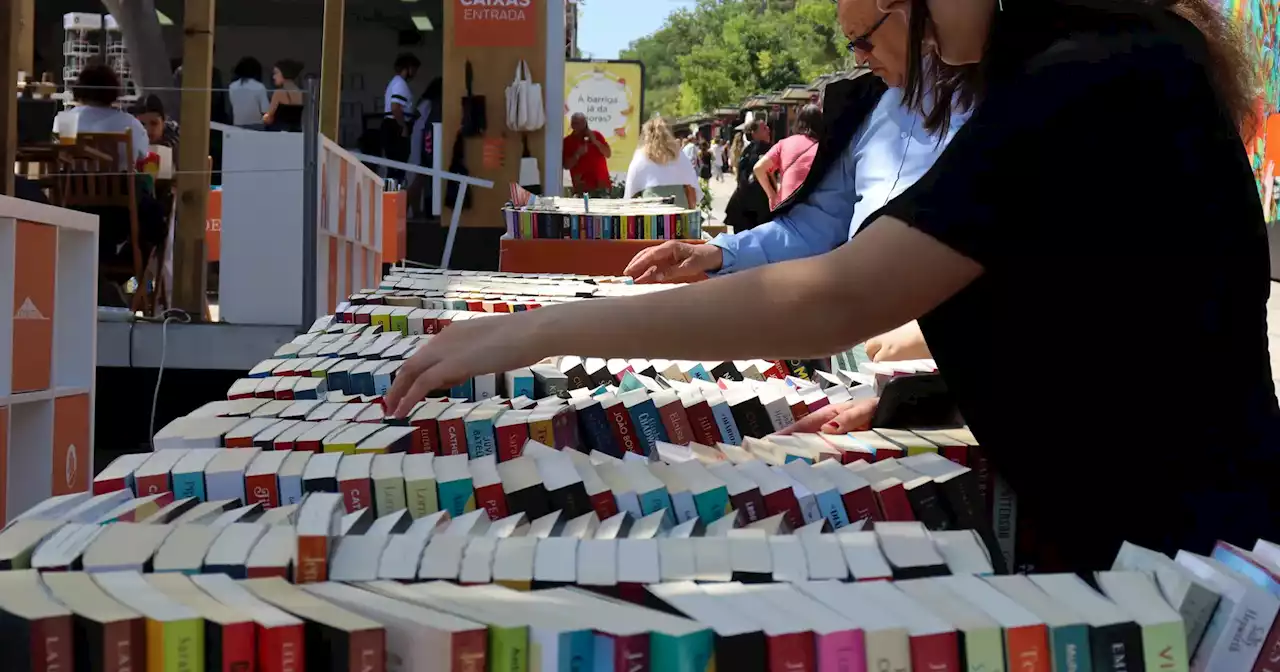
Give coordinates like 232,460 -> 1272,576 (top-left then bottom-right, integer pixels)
505,60 -> 545,132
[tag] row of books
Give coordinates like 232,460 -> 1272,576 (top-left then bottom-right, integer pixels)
14,534 -> 1280,672
502,205 -> 703,240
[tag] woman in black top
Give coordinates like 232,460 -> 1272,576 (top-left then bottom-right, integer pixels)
698,140 -> 713,182
387,0 -> 1280,570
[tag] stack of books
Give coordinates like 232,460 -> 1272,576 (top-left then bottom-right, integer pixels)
502,196 -> 703,240
10,532 -> 1280,671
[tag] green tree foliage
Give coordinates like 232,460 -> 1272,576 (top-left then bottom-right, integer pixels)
620,0 -> 846,118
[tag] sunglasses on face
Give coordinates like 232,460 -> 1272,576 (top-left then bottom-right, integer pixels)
846,12 -> 890,54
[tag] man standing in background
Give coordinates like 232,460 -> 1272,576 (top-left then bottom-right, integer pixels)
564,112 -> 613,196
382,53 -> 421,183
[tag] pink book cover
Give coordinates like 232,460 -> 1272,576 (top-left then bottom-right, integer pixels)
817,629 -> 867,672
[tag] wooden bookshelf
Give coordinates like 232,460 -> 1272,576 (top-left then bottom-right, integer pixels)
499,238 -> 708,276
0,195 -> 98,523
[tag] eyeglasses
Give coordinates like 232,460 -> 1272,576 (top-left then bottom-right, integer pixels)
846,13 -> 890,54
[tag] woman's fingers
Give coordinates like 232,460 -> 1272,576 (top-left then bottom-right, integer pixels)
776,402 -> 851,435
865,337 -> 883,360
820,397 -> 880,434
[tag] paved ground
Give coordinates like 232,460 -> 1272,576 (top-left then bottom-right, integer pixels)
705,174 -> 736,230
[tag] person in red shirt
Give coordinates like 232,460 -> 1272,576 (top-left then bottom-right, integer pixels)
563,113 -> 613,195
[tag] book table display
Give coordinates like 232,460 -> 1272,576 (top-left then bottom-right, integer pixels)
0,195 -> 97,525
500,196 -> 705,275
5,267 -> 1275,671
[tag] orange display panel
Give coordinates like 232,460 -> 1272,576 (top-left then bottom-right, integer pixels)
12,221 -> 56,393
52,394 -> 90,496
328,238 -> 339,315
499,238 -> 709,277
382,192 -> 407,263
338,161 -> 349,236
206,189 -> 223,263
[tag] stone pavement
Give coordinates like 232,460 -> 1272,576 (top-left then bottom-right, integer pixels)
705,174 -> 736,230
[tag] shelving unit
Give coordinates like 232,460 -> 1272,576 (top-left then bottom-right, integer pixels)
0,196 -> 99,523
62,13 -> 103,90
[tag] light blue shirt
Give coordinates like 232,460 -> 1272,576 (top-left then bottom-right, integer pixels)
711,86 -> 968,273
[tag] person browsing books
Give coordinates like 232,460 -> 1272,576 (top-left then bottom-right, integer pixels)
624,0 -> 968,282
563,113 -> 613,196
755,104 -> 823,209
389,0 -> 1280,571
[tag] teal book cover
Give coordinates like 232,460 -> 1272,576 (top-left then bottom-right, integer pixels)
692,487 -> 730,525
1051,624 -> 1093,672
558,630 -> 595,672
617,373 -> 646,393
438,477 -> 475,518
449,299 -> 469,310
638,487 -> 676,528
651,630 -> 715,672
783,454 -> 814,465
465,417 -> 498,459
450,378 -> 475,402
172,473 -> 206,502
684,364 -> 714,382
509,373 -> 535,399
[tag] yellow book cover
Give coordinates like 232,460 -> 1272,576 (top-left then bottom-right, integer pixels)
146,617 -> 205,672
527,418 -> 554,447
371,313 -> 392,332
1140,621 -> 1188,672
495,579 -> 531,592
374,476 -> 407,516
356,446 -> 387,455
406,477 -> 439,518
323,441 -> 357,454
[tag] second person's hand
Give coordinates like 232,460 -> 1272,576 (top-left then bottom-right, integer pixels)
386,311 -> 554,418
623,241 -> 723,284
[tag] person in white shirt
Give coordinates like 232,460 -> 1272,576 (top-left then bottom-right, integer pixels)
228,57 -> 270,127
624,117 -> 703,209
59,64 -> 149,165
680,136 -> 700,171
382,53 -> 421,182
709,137 -> 726,182
406,77 -> 442,218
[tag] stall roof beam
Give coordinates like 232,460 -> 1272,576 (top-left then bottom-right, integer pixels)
319,0 -> 346,140
173,0 -> 216,316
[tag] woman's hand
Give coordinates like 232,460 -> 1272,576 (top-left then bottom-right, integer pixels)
775,397 -> 880,435
865,320 -> 930,362
386,312 -> 554,417
623,241 -> 723,283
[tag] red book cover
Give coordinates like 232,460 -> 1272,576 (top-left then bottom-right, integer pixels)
246,472 -> 280,509
908,631 -> 959,672
423,317 -> 439,334
656,399 -> 693,446
340,477 -> 373,513
617,582 -> 647,606
872,445 -> 904,463
874,481 -> 916,521
259,623 -> 306,672
225,436 -> 256,449
438,417 -> 468,456
451,629 -> 488,672
255,389 -> 276,400
552,408 -> 581,452
1252,617 -> 1280,672
92,476 -> 128,495
767,632 -> 816,672
589,490 -> 620,520
273,437 -> 296,451
839,484 -> 884,524
789,400 -> 809,424
730,488 -> 768,524
465,300 -> 484,311
274,388 -> 296,401
411,417 -> 442,454
761,361 -> 790,380
492,302 -> 511,313
32,614 -> 74,672
100,614 -> 142,672
806,396 -> 830,414
941,444 -> 968,466
474,483 -> 510,522
496,423 -> 528,462
762,487 -> 804,531
682,400 -> 722,446
436,316 -> 453,330
229,391 -> 256,400
605,404 -> 643,456
347,630 -> 386,672
295,536 -> 328,584
134,473 -> 171,497
215,620 -> 256,672
355,312 -> 372,325
246,565 -> 289,580
612,633 -> 650,672
118,492 -> 175,521
295,438 -> 323,453
969,445 -> 995,511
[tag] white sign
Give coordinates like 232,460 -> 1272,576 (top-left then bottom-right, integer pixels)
565,72 -> 630,135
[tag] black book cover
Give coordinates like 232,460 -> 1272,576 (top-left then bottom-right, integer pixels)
304,476 -> 339,495
730,570 -> 773,584
710,362 -> 743,382
932,469 -> 1008,574
533,369 -> 569,398
889,562 -> 951,580
586,362 -> 616,389
561,362 -> 592,391
204,619 -> 228,672
204,563 -> 248,580
1089,622 -> 1145,672
505,483 -> 552,521
576,401 -> 621,457
635,365 -> 658,380
0,610 -> 35,672
728,396 -> 772,440
783,360 -> 823,381
900,477 -> 954,531
546,481 -> 593,520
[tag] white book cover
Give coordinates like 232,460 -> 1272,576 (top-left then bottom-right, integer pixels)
1114,541 -> 1220,655
533,537 -> 578,584
693,537 -> 733,583
768,535 -> 809,583
1175,551 -> 1274,672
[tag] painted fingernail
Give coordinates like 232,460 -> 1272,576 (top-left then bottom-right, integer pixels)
825,422 -> 839,430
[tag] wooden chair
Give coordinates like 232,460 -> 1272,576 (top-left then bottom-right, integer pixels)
54,132 -> 150,312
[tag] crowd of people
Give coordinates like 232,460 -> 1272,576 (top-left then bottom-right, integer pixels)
392,0 -> 1280,574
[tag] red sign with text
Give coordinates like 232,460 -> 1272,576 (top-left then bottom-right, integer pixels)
454,0 -> 537,47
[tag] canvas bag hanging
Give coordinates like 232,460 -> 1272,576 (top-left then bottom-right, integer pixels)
505,60 -> 545,132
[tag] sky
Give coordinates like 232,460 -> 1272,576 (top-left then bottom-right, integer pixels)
576,0 -> 697,59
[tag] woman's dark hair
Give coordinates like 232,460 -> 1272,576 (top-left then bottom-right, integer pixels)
233,56 -> 263,83
793,104 -> 824,140
128,94 -> 166,119
903,0 -> 1256,136
274,59 -> 304,81
394,53 -> 422,72
72,63 -> 122,106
